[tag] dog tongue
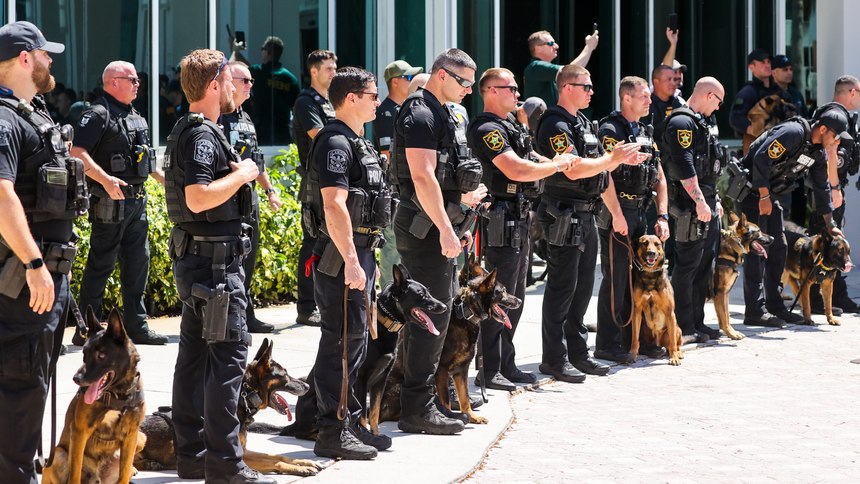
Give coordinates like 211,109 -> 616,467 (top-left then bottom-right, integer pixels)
845,260 -> 854,273
83,374 -> 108,405
493,304 -> 512,329
414,309 -> 440,336
752,241 -> 768,259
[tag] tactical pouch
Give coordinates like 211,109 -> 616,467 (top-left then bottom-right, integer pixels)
317,240 -> 345,277
435,155 -> 459,191
301,206 -> 320,238
408,211 -> 434,239
485,205 -> 507,247
346,187 -> 369,227
169,226 -> 189,259
237,183 -> 253,219
36,165 -> 69,214
446,202 -> 477,239
110,153 -> 128,173
68,157 -> 89,214
44,243 -> 76,275
725,159 -> 752,204
546,205 -> 574,246
669,205 -> 707,243
0,253 -> 26,299
595,203 -> 612,231
456,158 -> 483,193
133,146 -> 153,177
369,191 -> 394,229
93,195 -> 125,224
193,282 -> 230,343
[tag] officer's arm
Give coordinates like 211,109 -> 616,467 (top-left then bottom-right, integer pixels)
321,186 -> 360,266
662,28 -> 678,67
307,128 -> 321,139
0,180 -> 46,270
825,142 -> 840,189
149,168 -> 165,185
492,150 -> 563,182
406,147 -> 454,232
809,153 -> 835,216
186,161 -> 258,213
564,142 -> 641,180
655,163 -> 668,215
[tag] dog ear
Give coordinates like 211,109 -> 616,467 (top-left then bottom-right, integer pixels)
106,308 -> 127,341
392,264 -> 408,291
729,211 -> 740,225
253,338 -> 271,363
479,268 -> 497,292
86,305 -> 102,336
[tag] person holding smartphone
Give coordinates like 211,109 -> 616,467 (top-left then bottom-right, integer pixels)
523,29 -> 599,105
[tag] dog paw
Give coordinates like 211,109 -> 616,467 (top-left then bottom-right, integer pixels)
469,414 -> 489,424
669,356 -> 681,366
726,330 -> 745,341
291,459 -> 324,470
828,317 -> 841,326
294,466 -> 321,476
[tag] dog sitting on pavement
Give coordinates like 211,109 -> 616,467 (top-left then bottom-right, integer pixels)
712,212 -> 773,339
630,235 -> 683,366
42,308 -> 146,484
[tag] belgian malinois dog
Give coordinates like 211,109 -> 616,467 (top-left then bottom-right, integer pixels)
42,308 -> 146,484
135,339 -> 323,477
712,213 -> 773,339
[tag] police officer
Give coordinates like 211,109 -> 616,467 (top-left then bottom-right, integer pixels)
729,48 -> 786,153
72,61 -> 167,345
534,64 -> 644,382
222,61 -> 283,333
391,48 -> 485,434
595,76 -> 670,363
734,107 -> 847,329
662,77 -> 726,343
647,64 -> 685,155
304,66 -> 394,459
163,49 -> 272,484
0,21 -> 85,483
293,49 -> 337,327
467,67 -> 577,391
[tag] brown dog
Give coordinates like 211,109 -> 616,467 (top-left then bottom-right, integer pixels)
630,235 -> 683,365
42,308 -> 146,484
713,213 -> 773,339
783,227 -> 852,326
743,93 -> 797,153
134,338 -> 322,476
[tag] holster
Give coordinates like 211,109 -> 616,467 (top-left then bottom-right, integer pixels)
483,203 -> 523,248
594,203 -> 612,231
90,185 -> 125,224
169,226 -> 189,259
725,159 -> 752,204
669,204 -> 708,243
317,239 -> 345,277
545,204 -> 574,247
193,282 -> 229,343
301,205 -> 320,238
407,193 -> 475,240
0,247 -> 26,299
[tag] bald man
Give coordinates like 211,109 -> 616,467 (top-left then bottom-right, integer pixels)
73,60 -> 167,345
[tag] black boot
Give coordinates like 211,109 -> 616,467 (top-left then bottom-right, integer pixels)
350,422 -> 392,451
398,407 -> 465,435
314,425 -> 377,460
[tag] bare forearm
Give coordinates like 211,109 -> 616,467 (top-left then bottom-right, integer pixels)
0,183 -> 44,263
565,154 -> 614,180
655,166 -> 668,213
257,171 -> 273,191
681,175 -> 705,205
72,146 -> 110,185
323,197 -> 359,265
572,46 -> 594,67
186,173 -> 247,213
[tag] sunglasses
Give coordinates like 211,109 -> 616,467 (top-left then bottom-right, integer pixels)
113,76 -> 141,85
442,67 -> 475,88
542,41 -> 557,47
212,56 -> 228,82
356,91 -> 379,101
235,77 -> 255,85
400,74 -> 416,81
564,82 -> 593,92
493,85 -> 519,94
710,91 -> 723,107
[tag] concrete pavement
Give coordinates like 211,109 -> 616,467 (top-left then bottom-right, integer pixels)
42,264 -> 860,483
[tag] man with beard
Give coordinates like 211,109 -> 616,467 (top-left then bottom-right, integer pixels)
0,21 -> 86,482
163,49 -> 272,484
73,61 -> 168,345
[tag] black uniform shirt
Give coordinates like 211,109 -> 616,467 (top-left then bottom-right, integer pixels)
729,76 -> 781,136
373,97 -> 399,152
645,93 -> 683,151
293,88 -> 334,165
0,91 -> 74,241
397,91 -> 447,151
468,113 -> 514,162
314,120 -> 363,191
74,93 -> 132,154
535,110 -> 580,158
222,107 -> 264,173
663,112 -> 700,181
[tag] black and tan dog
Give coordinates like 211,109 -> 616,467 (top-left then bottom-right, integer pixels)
135,339 -> 322,477
371,256 -> 520,429
713,213 -> 773,339
630,235 -> 683,366
783,226 -> 852,326
42,308 -> 146,484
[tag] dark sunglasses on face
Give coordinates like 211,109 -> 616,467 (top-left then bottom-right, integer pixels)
400,74 -> 416,81
710,91 -> 723,107
493,85 -> 519,94
542,41 -> 557,47
235,77 -> 254,85
564,82 -> 593,93
442,67 -> 475,88
356,91 -> 379,101
113,76 -> 140,85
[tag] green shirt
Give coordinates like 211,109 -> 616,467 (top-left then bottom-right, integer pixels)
523,58 -> 562,105
249,62 -> 300,145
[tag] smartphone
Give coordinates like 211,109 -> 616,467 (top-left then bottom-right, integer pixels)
668,13 -> 678,32
235,30 -> 245,45
592,22 -> 598,34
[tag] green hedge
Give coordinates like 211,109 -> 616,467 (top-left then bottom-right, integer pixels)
70,146 -> 304,317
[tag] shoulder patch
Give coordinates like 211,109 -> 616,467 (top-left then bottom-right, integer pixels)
193,139 -> 216,165
327,149 -> 349,173
483,129 -> 505,152
549,132 -> 570,154
767,139 -> 786,159
601,136 -> 619,152
664,107 -> 673,118
0,119 -> 12,147
677,129 -> 693,149
79,112 -> 94,127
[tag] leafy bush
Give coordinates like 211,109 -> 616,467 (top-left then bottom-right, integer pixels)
70,146 -> 304,316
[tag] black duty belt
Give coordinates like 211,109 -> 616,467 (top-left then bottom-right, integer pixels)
121,184 -> 146,199
188,235 -> 247,258
617,192 -> 650,208
354,232 -> 384,249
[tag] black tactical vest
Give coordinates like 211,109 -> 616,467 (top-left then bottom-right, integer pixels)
662,107 -> 724,188
537,105 -> 608,202
0,97 -> 88,223
814,102 -> 859,185
87,96 -> 153,183
471,112 -> 543,199
599,111 -> 659,197
163,113 -> 250,225
292,88 -> 336,168
304,121 -> 393,233
746,116 -> 815,195
223,109 -> 264,173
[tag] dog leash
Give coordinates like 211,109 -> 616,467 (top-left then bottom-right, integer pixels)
608,230 -> 635,328
337,286 -> 374,422
788,253 -> 823,313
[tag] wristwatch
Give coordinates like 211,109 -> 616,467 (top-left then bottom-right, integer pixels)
658,213 -> 669,222
265,188 -> 277,196
24,257 -> 44,270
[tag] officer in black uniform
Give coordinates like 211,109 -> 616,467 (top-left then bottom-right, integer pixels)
222,61 -> 283,333
467,67 -> 577,391
662,77 -> 726,343
302,66 -> 395,459
595,76 -> 669,363
730,107 -> 847,329
391,48 -> 485,435
72,60 -> 167,345
293,50 -> 337,327
647,64 -> 685,155
534,64 -> 644,382
163,49 -> 272,484
0,22 -> 86,484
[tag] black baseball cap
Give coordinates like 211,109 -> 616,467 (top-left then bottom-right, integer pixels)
747,48 -> 770,64
0,21 -> 65,62
771,54 -> 791,69
816,108 -> 849,137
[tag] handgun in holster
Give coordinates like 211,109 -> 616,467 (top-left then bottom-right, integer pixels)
192,282 -> 230,343
0,248 -> 26,299
484,205 -> 507,247
447,202 -> 477,239
317,240 -> 345,277
725,158 -> 752,203
545,204 -> 573,246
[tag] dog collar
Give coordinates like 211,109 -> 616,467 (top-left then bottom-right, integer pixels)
817,258 -> 835,273
239,381 -> 263,419
97,373 -> 145,412
377,301 -> 404,333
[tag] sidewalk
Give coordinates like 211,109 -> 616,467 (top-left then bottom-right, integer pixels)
42,263 -> 860,483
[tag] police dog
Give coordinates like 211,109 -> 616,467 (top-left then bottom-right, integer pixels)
743,93 -> 798,153
42,308 -> 146,484
713,213 -> 773,340
630,235 -> 683,365
783,226 -> 852,326
135,339 -> 322,476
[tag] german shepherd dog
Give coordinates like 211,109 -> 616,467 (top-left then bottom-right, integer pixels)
371,255 -> 521,429
135,339 -> 323,477
743,93 -> 798,153
630,235 -> 683,365
42,308 -> 146,484
360,263 -> 447,434
783,226 -> 853,326
713,213 -> 773,340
